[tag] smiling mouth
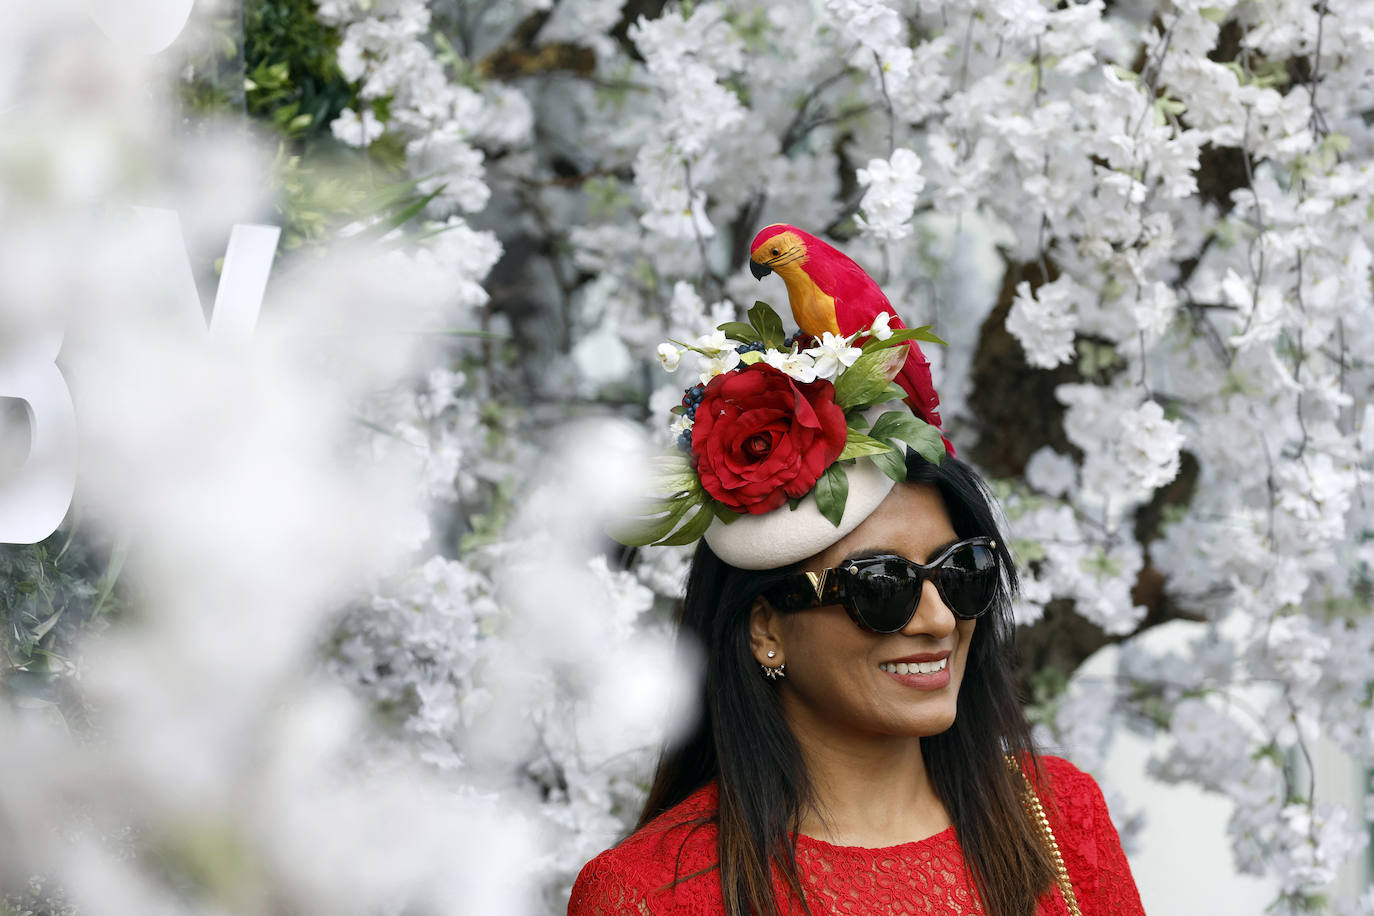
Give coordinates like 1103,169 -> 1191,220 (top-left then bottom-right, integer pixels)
879,658 -> 948,675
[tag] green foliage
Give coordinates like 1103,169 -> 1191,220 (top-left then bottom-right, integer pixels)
2,875 -> 76,916
868,443 -> 907,483
1076,338 -> 1124,382
1077,547 -> 1123,580
1,526 -> 125,712
242,0 -> 354,144
746,300 -> 787,350
179,12 -> 248,115
459,477 -> 520,554
837,428 -> 897,461
176,0 -> 447,252
271,145 -> 438,250
833,346 -> 905,409
725,7 -> 771,51
859,326 -> 947,352
868,410 -> 945,466
605,454 -> 713,548
585,176 -> 634,220
813,462 -> 849,528
717,321 -> 761,345
1023,665 -> 1070,729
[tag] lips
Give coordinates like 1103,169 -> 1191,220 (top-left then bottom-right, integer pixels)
877,651 -> 953,689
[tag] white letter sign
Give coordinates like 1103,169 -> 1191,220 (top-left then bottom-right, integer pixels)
0,210 -> 280,544
0,328 -> 78,544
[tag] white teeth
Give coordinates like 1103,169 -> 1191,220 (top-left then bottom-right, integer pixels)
880,658 -> 948,675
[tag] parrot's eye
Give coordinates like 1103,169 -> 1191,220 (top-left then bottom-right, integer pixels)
771,248 -> 780,256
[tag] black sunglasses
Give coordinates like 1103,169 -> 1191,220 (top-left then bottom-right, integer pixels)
763,537 -> 1001,633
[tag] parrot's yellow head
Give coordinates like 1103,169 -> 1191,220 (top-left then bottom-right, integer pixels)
749,224 -> 808,280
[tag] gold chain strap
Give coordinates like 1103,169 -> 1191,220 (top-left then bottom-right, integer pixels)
1005,756 -> 1083,916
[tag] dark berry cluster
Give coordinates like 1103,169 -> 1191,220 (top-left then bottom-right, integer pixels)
677,383 -> 706,452
738,340 -> 766,354
681,383 -> 705,414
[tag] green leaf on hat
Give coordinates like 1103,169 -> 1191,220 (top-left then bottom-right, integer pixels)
846,382 -> 908,413
658,500 -> 718,546
837,428 -> 897,461
739,351 -> 764,365
869,410 -> 946,466
711,501 -> 744,525
813,463 -> 849,528
606,492 -> 701,546
717,321 -> 761,344
646,455 -> 702,495
833,346 -> 906,410
748,300 -> 787,350
845,411 -> 873,431
788,496 -> 802,511
880,382 -> 908,404
860,326 -> 948,353
869,446 -> 908,483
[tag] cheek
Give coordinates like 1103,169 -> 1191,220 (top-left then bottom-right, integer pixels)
779,611 -> 868,677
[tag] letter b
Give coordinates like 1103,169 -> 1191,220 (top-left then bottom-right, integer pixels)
0,329 -> 77,544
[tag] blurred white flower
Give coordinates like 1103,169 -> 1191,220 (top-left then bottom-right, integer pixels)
1007,277 -> 1081,369
1025,447 -> 1077,498
330,106 -> 384,147
1132,280 -> 1178,340
1117,401 -> 1184,492
1261,615 -> 1330,689
856,147 -> 924,241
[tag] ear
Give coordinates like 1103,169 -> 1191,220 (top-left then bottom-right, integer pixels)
749,595 -> 785,667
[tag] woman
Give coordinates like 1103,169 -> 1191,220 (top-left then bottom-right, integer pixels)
570,303 -> 1144,915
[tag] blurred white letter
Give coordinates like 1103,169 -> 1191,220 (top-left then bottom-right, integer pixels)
85,0 -> 197,55
0,328 -> 77,544
135,207 -> 280,343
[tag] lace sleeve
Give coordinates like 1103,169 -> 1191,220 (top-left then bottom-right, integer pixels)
1082,782 -> 1145,916
567,854 -> 654,916
1041,757 -> 1146,916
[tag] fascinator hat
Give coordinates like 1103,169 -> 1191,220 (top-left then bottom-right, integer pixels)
612,300 -> 951,570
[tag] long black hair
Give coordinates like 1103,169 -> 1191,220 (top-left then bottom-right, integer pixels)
635,450 -> 1057,916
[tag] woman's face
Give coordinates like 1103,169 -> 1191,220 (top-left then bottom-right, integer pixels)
750,482 -> 977,742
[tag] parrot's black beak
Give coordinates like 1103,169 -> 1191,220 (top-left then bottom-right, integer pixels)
750,259 -> 772,280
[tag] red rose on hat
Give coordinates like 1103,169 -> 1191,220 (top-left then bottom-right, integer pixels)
690,363 -> 848,515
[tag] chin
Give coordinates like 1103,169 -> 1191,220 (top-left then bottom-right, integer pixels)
890,700 -> 959,738
915,710 -> 959,738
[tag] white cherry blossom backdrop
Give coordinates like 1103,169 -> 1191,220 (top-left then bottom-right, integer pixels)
320,0 -> 1374,911
2,0 -> 1373,914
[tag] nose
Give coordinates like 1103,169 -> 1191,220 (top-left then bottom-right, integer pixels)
900,578 -> 957,639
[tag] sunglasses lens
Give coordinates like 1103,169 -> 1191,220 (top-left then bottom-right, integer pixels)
848,558 -> 923,633
937,543 -> 999,619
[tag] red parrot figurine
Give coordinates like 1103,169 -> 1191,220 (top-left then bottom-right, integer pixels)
748,223 -> 948,445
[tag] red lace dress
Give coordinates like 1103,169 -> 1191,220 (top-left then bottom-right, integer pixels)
568,756 -> 1144,915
